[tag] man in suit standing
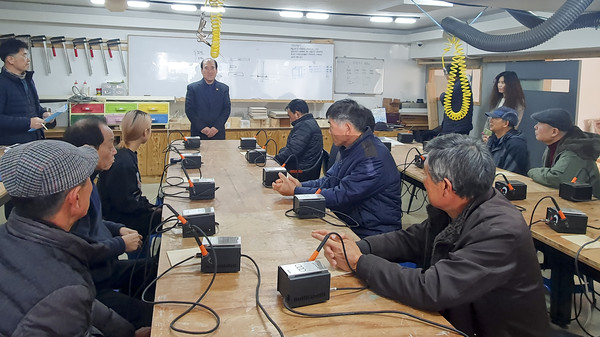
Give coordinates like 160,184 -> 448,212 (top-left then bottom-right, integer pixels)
185,58 -> 231,140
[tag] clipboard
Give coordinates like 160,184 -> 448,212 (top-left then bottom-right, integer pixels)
28,104 -> 67,132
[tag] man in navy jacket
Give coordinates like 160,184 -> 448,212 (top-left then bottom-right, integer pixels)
273,99 -> 402,238
0,38 -> 52,145
185,58 -> 231,140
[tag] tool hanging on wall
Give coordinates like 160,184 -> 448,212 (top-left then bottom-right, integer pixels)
50,36 -> 72,75
15,35 -> 32,71
107,38 -> 126,76
73,37 -> 92,76
196,11 -> 212,47
441,36 -> 472,121
89,38 -> 108,75
30,36 -> 51,75
207,0 -> 223,58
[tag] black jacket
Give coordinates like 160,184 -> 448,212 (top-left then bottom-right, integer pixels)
274,113 -> 323,171
98,148 -> 159,236
439,79 -> 473,135
355,188 -> 550,337
0,67 -> 45,145
185,79 -> 231,140
488,128 -> 529,175
0,212 -> 134,337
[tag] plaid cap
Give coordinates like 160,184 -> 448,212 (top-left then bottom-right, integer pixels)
0,140 -> 98,198
485,106 -> 519,127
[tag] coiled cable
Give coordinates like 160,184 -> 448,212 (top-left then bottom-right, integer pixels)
441,36 -> 472,121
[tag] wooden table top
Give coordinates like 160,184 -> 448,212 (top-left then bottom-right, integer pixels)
152,140 -> 458,337
389,141 -> 600,270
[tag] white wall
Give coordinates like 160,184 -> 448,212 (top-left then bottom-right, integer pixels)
577,58 -> 600,130
0,1 -> 424,120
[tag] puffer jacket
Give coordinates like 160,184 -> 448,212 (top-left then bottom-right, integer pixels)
488,128 -> 529,175
274,113 -> 323,171
355,188 -> 550,337
0,212 -> 134,337
0,67 -> 45,145
296,128 -> 402,237
528,126 -> 600,198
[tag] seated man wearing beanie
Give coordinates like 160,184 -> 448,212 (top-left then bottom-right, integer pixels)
0,140 -> 143,337
273,99 -> 402,238
485,106 -> 529,175
64,116 -> 155,329
273,98 -> 323,181
528,108 -> 600,198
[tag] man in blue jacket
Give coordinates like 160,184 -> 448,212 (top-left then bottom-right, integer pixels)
485,106 -> 529,175
273,99 -> 402,238
273,98 -> 323,181
185,58 -> 231,140
0,38 -> 53,145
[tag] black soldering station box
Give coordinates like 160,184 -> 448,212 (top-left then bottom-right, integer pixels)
277,260 -> 330,308
414,153 -> 427,169
182,207 -> 215,237
240,137 -> 257,150
382,141 -> 392,151
397,133 -> 413,144
495,180 -> 527,201
182,153 -> 202,169
293,194 -> 326,219
546,207 -> 588,234
188,177 -> 215,200
246,148 -> 266,164
184,136 -> 201,149
263,167 -> 288,187
201,236 -> 241,273
559,182 -> 593,202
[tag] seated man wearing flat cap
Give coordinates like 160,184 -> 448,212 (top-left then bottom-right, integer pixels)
528,108 -> 600,197
0,140 -> 144,337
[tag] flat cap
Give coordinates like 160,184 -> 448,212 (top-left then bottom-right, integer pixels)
485,106 -> 519,127
0,140 -> 98,198
531,108 -> 573,131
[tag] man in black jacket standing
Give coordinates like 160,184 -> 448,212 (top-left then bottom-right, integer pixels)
312,134 -> 550,337
0,140 -> 142,337
274,98 -> 323,181
0,38 -> 53,145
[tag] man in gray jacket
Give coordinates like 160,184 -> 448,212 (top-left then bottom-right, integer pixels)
0,140 -> 147,337
312,134 -> 550,337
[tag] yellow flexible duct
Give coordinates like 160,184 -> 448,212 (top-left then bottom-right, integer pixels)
441,37 -> 472,121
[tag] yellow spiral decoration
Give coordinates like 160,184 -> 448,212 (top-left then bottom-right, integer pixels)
441,36 -> 472,121
208,0 -> 223,58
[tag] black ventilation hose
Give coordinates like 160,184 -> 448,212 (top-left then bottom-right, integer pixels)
506,8 -> 600,31
440,0 -> 594,52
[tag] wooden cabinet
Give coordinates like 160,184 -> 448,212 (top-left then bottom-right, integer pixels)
69,101 -> 170,127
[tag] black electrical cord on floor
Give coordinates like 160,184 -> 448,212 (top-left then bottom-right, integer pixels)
572,234 -> 600,337
241,254 -> 284,337
282,299 -> 468,337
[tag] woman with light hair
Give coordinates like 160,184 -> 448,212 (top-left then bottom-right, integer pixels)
98,110 -> 161,241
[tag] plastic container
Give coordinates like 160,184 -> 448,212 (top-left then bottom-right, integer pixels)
81,81 -> 90,96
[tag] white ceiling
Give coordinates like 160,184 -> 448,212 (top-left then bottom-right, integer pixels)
4,0 -> 600,32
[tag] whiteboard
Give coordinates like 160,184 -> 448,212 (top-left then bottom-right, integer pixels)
128,35 -> 334,100
335,57 -> 384,94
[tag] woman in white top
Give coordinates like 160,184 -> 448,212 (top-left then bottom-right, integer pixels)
489,71 -> 526,129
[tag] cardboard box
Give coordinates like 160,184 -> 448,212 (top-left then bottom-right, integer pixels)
382,98 -> 401,113
250,119 -> 268,128
227,117 -> 241,129
269,118 -> 280,127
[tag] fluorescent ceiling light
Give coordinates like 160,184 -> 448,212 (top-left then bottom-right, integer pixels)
90,0 -> 105,4
201,6 -> 225,13
280,11 -> 304,18
370,16 -> 393,23
128,1 -> 150,8
171,4 -> 197,12
306,12 -> 329,20
395,17 -> 417,24
403,0 -> 453,7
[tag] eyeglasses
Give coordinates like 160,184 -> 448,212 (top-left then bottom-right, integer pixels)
10,52 -> 30,60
